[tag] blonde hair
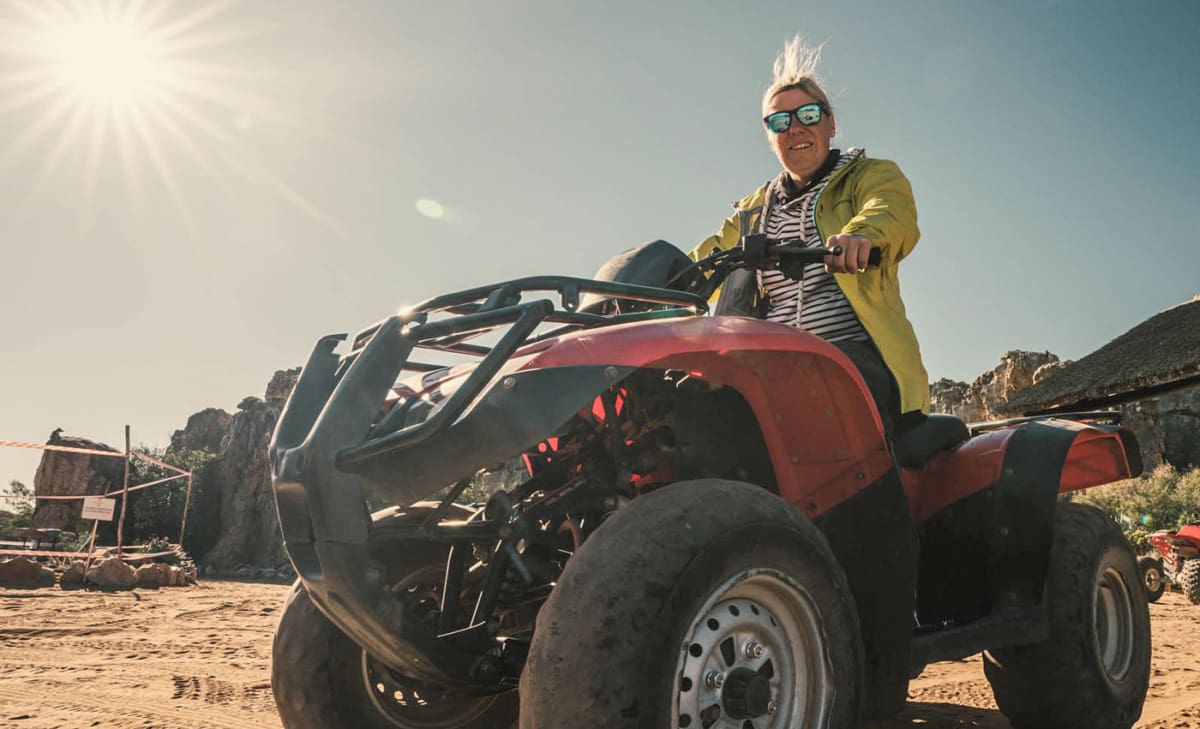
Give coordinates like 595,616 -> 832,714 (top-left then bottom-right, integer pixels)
763,35 -> 833,114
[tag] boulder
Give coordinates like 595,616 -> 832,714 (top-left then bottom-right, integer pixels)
136,563 -> 167,588
85,556 -> 137,590
59,560 -> 86,590
31,434 -> 124,532
0,556 -> 55,587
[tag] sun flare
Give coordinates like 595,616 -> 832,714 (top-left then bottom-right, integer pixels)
0,1 -> 344,236
43,15 -> 166,109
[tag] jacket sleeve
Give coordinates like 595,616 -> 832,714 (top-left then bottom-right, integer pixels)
688,210 -> 741,263
841,159 -> 920,266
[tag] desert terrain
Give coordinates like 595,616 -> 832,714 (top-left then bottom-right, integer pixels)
1,580 -> 1198,729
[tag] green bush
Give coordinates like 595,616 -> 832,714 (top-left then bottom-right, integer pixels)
1073,464 -> 1200,551
127,447 -> 217,550
0,480 -> 34,538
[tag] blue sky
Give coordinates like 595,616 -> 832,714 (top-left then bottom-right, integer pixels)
1,0 -> 1197,486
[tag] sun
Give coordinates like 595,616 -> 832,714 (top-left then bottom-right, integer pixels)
0,1 -> 345,236
43,14 -> 167,109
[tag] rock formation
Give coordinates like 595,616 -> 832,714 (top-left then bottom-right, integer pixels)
31,434 -> 124,532
931,351 -> 1199,472
928,351 -> 1062,423
191,368 -> 299,574
168,408 -> 231,455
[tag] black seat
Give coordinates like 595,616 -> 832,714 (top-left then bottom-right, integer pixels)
893,414 -> 970,469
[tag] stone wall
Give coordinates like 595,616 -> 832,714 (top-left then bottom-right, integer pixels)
1117,385 -> 1200,472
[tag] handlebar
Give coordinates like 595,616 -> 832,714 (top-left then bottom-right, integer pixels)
741,234 -> 882,268
674,234 -> 883,300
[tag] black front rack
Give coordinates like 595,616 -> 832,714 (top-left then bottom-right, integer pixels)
332,275 -> 706,468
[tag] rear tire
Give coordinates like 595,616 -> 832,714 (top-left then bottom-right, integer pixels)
271,504 -> 518,729
519,479 -> 864,729
1181,559 -> 1200,605
1138,556 -> 1166,603
983,503 -> 1150,729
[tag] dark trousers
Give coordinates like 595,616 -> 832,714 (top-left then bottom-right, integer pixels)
833,338 -> 902,439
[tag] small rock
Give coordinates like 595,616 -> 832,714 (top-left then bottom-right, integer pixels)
86,556 -> 137,590
136,564 -> 166,589
59,561 -> 86,590
0,557 -> 54,587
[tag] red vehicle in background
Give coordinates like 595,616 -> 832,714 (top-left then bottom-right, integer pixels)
1144,525 -> 1200,603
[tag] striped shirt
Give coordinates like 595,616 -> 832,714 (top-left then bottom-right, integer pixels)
758,148 -> 870,343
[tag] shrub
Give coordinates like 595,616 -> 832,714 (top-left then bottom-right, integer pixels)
0,480 -> 34,538
1074,464 -> 1200,551
127,447 -> 217,549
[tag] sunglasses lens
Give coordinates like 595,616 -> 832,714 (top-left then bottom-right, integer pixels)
797,105 -> 822,126
765,112 -> 791,133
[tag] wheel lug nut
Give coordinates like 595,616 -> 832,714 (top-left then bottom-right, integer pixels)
767,699 -> 778,714
705,670 -> 724,688
743,640 -> 765,659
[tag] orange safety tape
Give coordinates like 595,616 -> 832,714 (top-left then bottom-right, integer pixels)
0,549 -> 95,558
0,440 -> 124,458
0,493 -> 84,500
103,472 -> 188,495
130,450 -> 189,475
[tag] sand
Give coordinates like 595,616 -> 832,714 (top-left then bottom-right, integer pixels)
1,581 -> 1198,728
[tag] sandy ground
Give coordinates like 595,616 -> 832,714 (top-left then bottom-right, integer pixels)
1,581 -> 1198,729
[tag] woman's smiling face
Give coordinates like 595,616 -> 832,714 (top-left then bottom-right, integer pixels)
764,86 -> 836,183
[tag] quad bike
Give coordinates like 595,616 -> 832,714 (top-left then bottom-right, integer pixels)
1144,525 -> 1200,603
269,236 -> 1150,729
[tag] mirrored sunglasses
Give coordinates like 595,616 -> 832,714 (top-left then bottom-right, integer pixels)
763,103 -> 827,134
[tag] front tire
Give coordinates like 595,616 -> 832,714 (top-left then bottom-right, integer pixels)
271,504 -> 519,729
983,503 -> 1151,729
519,479 -> 864,729
1138,556 -> 1166,603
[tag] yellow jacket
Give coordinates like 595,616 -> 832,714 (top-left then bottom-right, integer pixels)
689,154 -> 931,415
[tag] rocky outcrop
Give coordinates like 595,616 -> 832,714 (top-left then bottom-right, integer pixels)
929,351 -> 1062,423
197,369 -> 299,574
265,368 -> 301,407
168,408 -> 232,455
31,434 -> 124,532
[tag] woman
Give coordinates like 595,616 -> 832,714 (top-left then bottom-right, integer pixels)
690,36 -> 929,436
689,36 -> 927,719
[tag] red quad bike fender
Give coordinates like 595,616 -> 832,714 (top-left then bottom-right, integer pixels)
1149,525 -> 1200,566
521,315 -> 894,518
901,417 -> 1142,525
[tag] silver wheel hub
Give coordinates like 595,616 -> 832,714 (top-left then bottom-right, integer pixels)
674,570 -> 832,729
1143,565 -> 1162,593
1095,564 -> 1136,680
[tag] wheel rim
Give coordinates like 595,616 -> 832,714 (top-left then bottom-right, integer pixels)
674,569 -> 832,729
359,563 -> 503,728
362,653 -> 504,729
1094,564 -> 1136,681
1143,566 -> 1162,594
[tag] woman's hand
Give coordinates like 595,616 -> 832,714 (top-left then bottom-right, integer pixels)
824,233 -> 874,274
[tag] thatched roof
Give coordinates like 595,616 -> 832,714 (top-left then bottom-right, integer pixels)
1003,295 -> 1200,415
